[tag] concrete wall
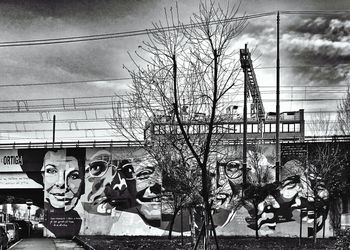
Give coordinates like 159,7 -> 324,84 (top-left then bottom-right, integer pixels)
1,142 -> 348,238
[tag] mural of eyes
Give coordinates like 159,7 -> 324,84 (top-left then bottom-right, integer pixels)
136,166 -> 155,180
118,163 -> 135,180
67,170 -> 81,190
280,175 -> 301,200
225,160 -> 242,179
68,171 -> 80,180
87,160 -> 111,177
45,165 -> 58,175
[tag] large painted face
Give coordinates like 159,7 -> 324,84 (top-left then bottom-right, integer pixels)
244,183 -> 279,233
212,158 -> 244,227
134,158 -> 162,221
84,150 -> 137,214
245,159 -> 330,235
300,169 -> 330,235
215,160 -> 242,205
43,150 -> 82,212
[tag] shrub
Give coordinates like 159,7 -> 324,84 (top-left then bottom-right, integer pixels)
335,228 -> 350,249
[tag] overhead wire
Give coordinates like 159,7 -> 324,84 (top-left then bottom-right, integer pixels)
0,10 -> 349,48
0,12 -> 275,48
0,9 -> 348,139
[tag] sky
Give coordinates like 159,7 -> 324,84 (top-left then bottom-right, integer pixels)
0,0 -> 349,141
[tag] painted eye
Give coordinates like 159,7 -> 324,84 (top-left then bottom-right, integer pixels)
45,165 -> 57,175
68,171 -> 80,180
225,161 -> 242,179
89,160 -> 108,176
119,163 -> 134,179
136,166 -> 154,180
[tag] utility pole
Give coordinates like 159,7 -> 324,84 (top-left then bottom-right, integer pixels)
275,11 -> 280,183
242,44 -> 248,187
52,115 -> 56,148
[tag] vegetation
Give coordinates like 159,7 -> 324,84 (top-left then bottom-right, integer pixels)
337,87 -> 350,135
109,1 -> 246,248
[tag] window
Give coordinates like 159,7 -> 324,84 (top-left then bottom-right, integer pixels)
235,124 -> 241,133
271,124 -> 276,132
252,124 -> 258,133
295,124 -> 300,132
247,124 -> 252,133
264,124 -> 270,133
283,124 -> 289,132
289,123 -> 295,132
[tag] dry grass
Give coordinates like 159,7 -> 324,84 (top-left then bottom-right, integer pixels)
77,236 -> 336,250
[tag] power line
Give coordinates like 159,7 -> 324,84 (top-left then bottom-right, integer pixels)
1,10 -> 349,48
0,12 -> 274,48
0,65 -> 348,88
0,95 -> 344,113
0,77 -> 130,88
281,10 -> 350,16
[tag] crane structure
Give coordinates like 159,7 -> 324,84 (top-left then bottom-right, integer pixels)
240,46 -> 266,125
144,45 -> 305,143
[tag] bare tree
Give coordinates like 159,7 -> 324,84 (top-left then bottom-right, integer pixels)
242,143 -> 275,239
308,109 -> 348,240
308,111 -> 335,137
306,142 -> 346,243
159,144 -> 202,240
109,1 -> 246,249
337,87 -> 350,135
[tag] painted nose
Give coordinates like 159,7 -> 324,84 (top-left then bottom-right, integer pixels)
55,171 -> 65,188
111,172 -> 127,191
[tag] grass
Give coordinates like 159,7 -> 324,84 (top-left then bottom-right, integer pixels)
77,235 -> 337,250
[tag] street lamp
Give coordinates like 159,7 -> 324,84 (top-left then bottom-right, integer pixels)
26,199 -> 33,222
26,199 -> 33,237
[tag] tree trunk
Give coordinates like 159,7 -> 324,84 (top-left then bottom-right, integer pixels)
255,202 -> 259,239
189,208 -> 195,246
313,201 -> 317,244
201,166 -> 211,250
168,207 -> 180,240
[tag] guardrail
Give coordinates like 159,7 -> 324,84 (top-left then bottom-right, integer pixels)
0,135 -> 349,149
0,140 -> 142,149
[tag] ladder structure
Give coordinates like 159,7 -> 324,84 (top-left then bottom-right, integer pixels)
240,47 -> 266,123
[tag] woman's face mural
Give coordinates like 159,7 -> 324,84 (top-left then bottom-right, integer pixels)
43,150 -> 83,212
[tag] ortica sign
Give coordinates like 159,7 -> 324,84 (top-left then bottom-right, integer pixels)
1,155 -> 23,165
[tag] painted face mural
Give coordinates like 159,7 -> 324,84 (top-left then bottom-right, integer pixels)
43,150 -> 83,212
83,150 -> 137,214
300,166 -> 330,237
7,142 -> 342,238
134,158 -> 162,221
213,146 -> 276,230
82,149 -> 161,224
41,148 -> 85,238
213,158 -> 243,227
243,150 -> 277,233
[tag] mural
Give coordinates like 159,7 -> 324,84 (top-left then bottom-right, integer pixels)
1,143 -> 348,238
42,149 -> 85,238
78,148 -> 163,235
213,143 -> 332,237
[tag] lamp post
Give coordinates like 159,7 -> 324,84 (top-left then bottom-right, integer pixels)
26,199 -> 33,222
26,199 -> 33,237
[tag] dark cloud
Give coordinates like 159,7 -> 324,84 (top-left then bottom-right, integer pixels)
0,0 -> 158,22
280,15 -> 350,86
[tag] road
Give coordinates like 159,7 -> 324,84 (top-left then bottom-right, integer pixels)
9,238 -> 84,250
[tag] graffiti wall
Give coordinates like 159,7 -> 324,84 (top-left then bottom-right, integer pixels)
212,143 -> 332,237
0,143 -> 348,238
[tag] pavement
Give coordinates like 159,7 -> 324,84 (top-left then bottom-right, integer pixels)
8,238 -> 85,250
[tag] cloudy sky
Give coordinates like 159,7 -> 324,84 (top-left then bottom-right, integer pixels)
0,0 -> 349,141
